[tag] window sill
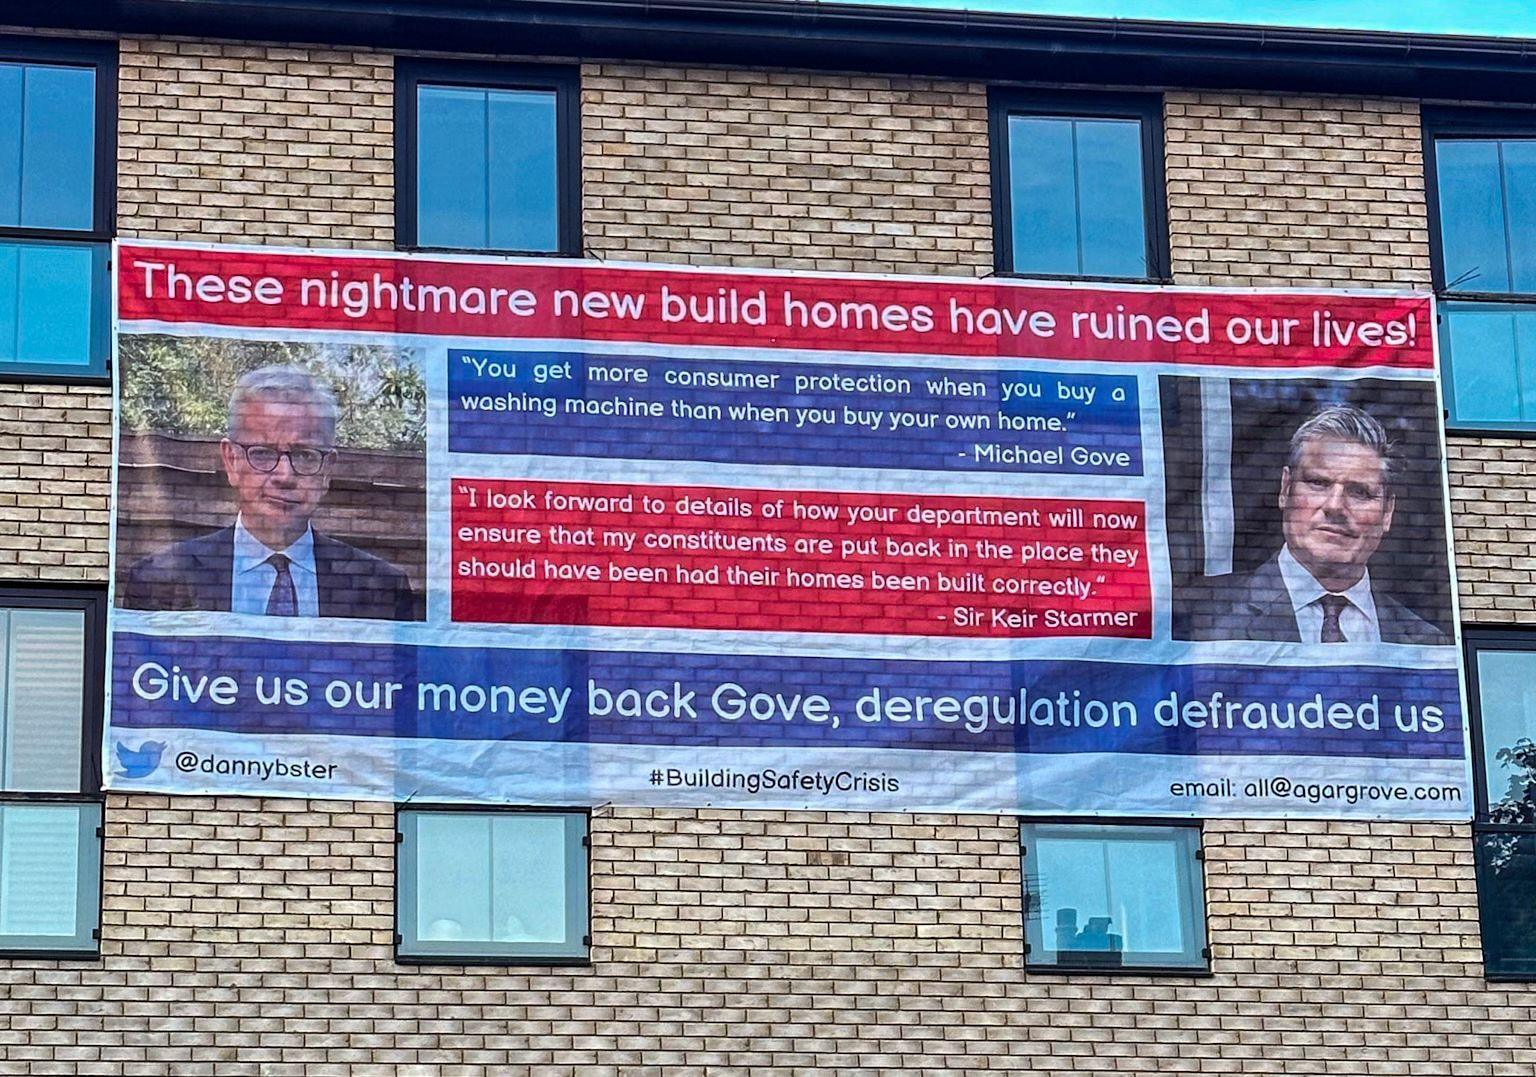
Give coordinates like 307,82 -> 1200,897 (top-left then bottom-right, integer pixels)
0,370 -> 110,387
990,269 -> 1173,287
0,947 -> 101,962
395,953 -> 592,968
1445,424 -> 1536,440
1482,971 -> 1536,983
394,242 -> 580,259
1024,961 -> 1213,977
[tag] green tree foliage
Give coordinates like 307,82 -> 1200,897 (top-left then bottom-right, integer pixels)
1484,738 -> 1536,885
1490,738 -> 1536,827
119,334 -> 426,450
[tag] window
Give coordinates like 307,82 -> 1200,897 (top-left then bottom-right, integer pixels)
0,587 -> 104,956
990,91 -> 1167,281
1021,822 -> 1207,972
1465,630 -> 1536,978
1425,110 -> 1536,431
396,60 -> 579,255
396,808 -> 589,964
0,39 -> 113,380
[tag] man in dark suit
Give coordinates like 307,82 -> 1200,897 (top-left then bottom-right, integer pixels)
1185,404 -> 1446,646
121,365 -> 418,622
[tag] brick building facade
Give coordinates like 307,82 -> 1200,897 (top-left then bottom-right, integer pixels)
0,3 -> 1533,1073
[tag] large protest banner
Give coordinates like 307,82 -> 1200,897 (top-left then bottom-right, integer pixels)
105,241 -> 1471,818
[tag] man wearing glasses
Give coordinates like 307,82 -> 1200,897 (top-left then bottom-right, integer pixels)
121,366 -> 419,621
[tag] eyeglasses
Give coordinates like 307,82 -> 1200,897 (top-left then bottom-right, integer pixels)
232,442 -> 335,476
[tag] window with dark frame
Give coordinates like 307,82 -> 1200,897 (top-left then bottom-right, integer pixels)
1021,821 -> 1208,972
0,38 -> 114,381
395,59 -> 580,256
395,806 -> 590,964
990,91 -> 1168,282
0,586 -> 104,956
1425,109 -> 1536,432
1464,629 -> 1536,979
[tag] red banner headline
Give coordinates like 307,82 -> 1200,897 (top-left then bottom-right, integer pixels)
451,480 -> 1151,639
119,244 -> 1434,369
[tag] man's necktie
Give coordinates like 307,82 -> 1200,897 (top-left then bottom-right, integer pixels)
1319,593 -> 1350,644
266,553 -> 298,616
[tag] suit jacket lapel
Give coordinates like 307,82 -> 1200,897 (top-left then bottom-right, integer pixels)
313,532 -> 343,618
188,526 -> 236,612
1241,555 -> 1301,642
1375,594 -> 1431,645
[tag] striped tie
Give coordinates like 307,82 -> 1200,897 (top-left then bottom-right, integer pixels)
265,553 -> 298,617
1319,593 -> 1349,644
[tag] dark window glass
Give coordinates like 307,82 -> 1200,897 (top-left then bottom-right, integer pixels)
397,809 -> 588,963
416,84 -> 560,253
0,593 -> 102,954
1467,634 -> 1536,979
0,51 -> 108,380
1022,823 -> 1206,971
1476,830 -> 1536,979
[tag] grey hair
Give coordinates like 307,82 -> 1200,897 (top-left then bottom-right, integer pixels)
228,366 -> 339,444
1287,404 -> 1397,489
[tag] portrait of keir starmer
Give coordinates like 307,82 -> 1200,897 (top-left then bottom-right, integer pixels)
1183,404 -> 1448,646
120,365 -> 418,622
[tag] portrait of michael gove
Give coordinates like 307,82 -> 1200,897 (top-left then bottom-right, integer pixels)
120,365 -> 419,622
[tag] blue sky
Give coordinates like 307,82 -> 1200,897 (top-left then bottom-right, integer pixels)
835,0 -> 1536,38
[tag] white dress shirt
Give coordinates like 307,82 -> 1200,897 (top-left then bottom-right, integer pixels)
1276,545 -> 1380,644
231,516 -> 320,617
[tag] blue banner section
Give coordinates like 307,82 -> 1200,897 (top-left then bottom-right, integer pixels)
113,632 -> 1463,759
447,349 -> 1142,475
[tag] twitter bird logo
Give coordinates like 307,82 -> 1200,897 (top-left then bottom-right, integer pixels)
115,741 -> 166,779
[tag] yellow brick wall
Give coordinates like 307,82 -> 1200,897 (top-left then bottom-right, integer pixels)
0,385 -> 111,581
1446,438 -> 1536,622
1164,92 -> 1431,287
14,803 -> 1510,1073
0,37 -> 1532,1075
582,65 -> 992,275
117,39 -> 394,248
